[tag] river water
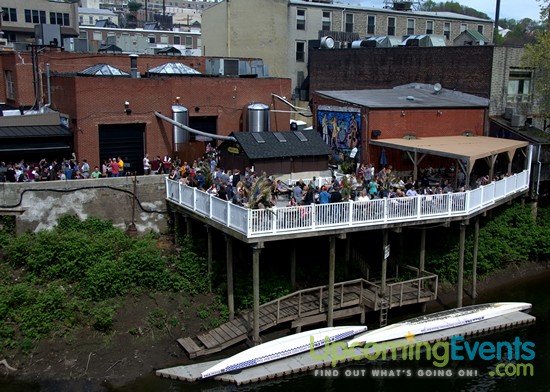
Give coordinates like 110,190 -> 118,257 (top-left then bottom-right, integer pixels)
5,268 -> 550,392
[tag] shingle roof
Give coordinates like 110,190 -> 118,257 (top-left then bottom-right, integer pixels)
230,130 -> 332,160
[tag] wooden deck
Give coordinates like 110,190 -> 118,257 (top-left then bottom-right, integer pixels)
178,266 -> 438,358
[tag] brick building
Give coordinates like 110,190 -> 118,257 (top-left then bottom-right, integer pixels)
0,50 -> 291,170
202,0 -> 494,98
311,83 -> 490,171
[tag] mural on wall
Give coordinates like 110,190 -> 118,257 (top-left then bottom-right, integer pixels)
317,110 -> 361,155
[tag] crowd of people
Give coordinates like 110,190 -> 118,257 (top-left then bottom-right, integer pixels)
0,156 -> 129,182
1,144 -> 511,212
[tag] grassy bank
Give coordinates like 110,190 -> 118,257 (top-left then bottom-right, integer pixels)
0,200 -> 548,360
0,215 -> 220,356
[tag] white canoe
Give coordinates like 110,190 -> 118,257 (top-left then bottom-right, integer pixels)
347,302 -> 531,347
201,325 -> 367,378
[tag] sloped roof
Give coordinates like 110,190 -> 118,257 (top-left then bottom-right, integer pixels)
0,125 -> 72,139
157,46 -> 182,55
370,136 -> 528,164
462,30 -> 490,43
97,44 -> 123,53
78,63 -> 129,76
148,62 -> 201,75
229,131 -> 332,160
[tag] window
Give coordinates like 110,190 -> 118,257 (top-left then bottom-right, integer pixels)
25,9 -> 45,24
148,35 -> 156,44
93,31 -> 103,41
507,70 -> 532,103
89,16 -> 94,24
50,12 -> 70,26
426,20 -> 433,34
345,13 -> 354,33
322,11 -> 331,31
296,41 -> 305,62
5,71 -> 15,100
2,8 -> 17,22
387,17 -> 396,36
444,22 -> 451,39
367,15 -> 376,35
160,35 -> 169,44
296,9 -> 305,30
460,23 -> 467,32
407,19 -> 415,35
173,36 -> 181,45
477,25 -> 484,35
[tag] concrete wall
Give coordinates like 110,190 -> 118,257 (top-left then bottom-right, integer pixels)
0,175 -> 169,234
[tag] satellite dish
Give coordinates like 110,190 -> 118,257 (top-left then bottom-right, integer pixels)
434,83 -> 442,92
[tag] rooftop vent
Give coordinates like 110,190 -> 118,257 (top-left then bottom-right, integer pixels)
406,96 -> 415,101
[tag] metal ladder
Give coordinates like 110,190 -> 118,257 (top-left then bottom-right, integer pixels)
379,298 -> 389,327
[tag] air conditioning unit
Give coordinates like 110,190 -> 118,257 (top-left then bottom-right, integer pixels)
0,38 -> 7,46
511,114 -> 525,127
504,107 -> 514,120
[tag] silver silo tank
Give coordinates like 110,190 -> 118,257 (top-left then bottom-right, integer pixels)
172,105 -> 189,151
247,103 -> 270,133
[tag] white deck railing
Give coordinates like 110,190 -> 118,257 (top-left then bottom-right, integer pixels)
165,170 -> 529,239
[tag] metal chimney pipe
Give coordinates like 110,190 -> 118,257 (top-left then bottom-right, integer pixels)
129,54 -> 139,78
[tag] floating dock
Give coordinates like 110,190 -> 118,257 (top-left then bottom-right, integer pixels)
156,311 -> 535,385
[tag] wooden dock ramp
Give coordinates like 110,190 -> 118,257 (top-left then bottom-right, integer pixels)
178,270 -> 437,358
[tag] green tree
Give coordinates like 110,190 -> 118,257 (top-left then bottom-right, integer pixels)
523,31 -> 550,116
418,1 -> 490,19
128,1 -> 143,12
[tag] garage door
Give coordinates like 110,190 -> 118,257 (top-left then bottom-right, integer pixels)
98,123 -> 145,175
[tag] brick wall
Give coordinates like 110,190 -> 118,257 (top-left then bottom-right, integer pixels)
50,74 -> 291,167
309,46 -> 494,98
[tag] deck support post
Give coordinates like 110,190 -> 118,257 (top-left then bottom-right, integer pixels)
457,222 -> 466,307
380,229 -> 388,296
472,217 -> 479,299
252,243 -> 263,344
207,226 -> 213,293
226,236 -> 234,321
419,227 -> 426,288
290,245 -> 296,289
344,235 -> 351,279
186,216 -> 192,238
173,212 -> 182,245
327,236 -> 336,327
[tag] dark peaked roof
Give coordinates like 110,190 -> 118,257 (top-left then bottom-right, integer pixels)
229,130 -> 331,160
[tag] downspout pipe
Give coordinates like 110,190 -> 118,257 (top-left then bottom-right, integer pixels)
154,111 -> 237,142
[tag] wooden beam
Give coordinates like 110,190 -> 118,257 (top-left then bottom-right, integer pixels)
252,245 -> 261,343
472,217 -> 479,299
457,222 -> 466,307
226,236 -> 234,320
327,236 -> 336,327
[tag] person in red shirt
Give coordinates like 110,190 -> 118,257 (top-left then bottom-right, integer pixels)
109,158 -> 120,177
